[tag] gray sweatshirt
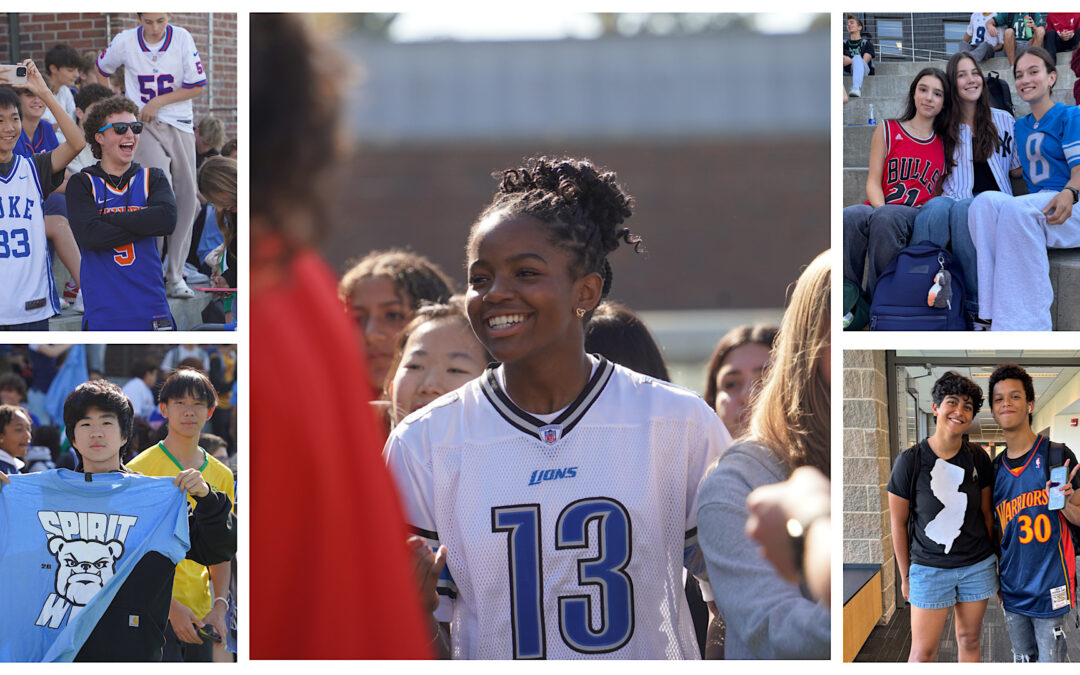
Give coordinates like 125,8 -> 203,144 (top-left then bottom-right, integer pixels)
696,441 -> 830,659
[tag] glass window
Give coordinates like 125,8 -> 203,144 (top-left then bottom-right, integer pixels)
944,22 -> 967,55
878,18 -> 904,57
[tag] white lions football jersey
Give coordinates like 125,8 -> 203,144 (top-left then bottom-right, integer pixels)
96,24 -> 207,134
385,356 -> 731,659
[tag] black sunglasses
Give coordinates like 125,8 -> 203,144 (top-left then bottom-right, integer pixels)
97,122 -> 144,135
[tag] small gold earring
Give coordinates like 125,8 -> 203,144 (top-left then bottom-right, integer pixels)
575,307 -> 586,318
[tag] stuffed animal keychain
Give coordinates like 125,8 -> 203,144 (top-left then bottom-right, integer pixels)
928,269 -> 952,309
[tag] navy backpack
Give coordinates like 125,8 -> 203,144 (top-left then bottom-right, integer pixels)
869,241 -> 969,330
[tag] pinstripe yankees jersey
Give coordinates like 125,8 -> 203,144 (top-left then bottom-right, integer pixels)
385,356 -> 730,659
1016,102 -> 1080,193
941,108 -> 1022,199
96,24 -> 206,134
994,436 -> 1078,618
0,154 -> 60,325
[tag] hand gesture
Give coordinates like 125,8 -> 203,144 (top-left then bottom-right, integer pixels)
174,468 -> 210,499
987,23 -> 998,38
1063,29 -> 1075,40
1042,190 -> 1074,225
201,602 -> 228,645
20,60 -> 50,99
745,466 -> 830,584
1046,459 -> 1080,505
169,601 -> 204,644
140,97 -> 161,122
407,535 -> 447,614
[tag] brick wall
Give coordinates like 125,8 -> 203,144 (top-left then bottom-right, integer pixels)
0,13 -> 236,139
843,350 -> 896,624
323,137 -> 830,311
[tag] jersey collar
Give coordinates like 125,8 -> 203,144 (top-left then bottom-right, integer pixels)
157,441 -> 208,472
480,355 -> 614,444
137,24 -> 173,52
1004,435 -> 1045,477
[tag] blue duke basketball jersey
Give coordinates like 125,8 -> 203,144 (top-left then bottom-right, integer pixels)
78,168 -> 173,330
1015,102 -> 1080,193
0,154 -> 60,325
0,470 -> 188,661
385,356 -> 732,659
994,436 -> 1077,618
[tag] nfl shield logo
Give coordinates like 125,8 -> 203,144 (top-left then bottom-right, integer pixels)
539,425 -> 562,445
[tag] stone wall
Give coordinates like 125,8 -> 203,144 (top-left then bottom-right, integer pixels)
843,350 -> 896,623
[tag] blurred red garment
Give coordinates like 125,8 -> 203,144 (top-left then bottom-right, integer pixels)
251,235 -> 431,659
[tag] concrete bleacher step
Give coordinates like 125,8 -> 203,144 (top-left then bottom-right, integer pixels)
48,253 -> 217,331
1049,249 -> 1080,330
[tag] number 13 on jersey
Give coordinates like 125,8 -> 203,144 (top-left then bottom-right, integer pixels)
492,497 -> 634,659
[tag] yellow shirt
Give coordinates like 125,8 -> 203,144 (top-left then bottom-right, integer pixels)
128,442 -> 235,618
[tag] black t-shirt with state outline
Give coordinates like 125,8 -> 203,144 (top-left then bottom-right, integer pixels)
887,439 -> 995,569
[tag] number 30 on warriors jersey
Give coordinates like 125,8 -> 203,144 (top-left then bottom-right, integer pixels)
385,357 -> 731,659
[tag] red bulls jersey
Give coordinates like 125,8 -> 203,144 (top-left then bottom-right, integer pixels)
879,119 -> 946,208
994,436 -> 1077,618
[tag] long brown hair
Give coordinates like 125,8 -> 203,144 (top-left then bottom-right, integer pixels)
746,250 -> 830,476
944,52 -> 1000,163
198,156 -> 237,249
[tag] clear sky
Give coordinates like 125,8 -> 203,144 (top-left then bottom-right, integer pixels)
388,12 -> 821,42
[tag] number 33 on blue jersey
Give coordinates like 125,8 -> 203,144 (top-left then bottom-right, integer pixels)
492,497 -> 634,659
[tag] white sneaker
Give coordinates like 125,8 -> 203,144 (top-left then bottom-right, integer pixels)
59,297 -> 70,310
72,289 -> 84,314
166,279 -> 196,299
848,87 -> 861,98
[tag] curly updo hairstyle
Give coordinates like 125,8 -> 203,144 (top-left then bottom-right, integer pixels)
469,157 -> 645,317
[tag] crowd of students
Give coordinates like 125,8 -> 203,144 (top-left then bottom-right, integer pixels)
843,14 -> 1080,331
0,344 -> 238,661
0,13 -> 237,331
248,13 -> 831,660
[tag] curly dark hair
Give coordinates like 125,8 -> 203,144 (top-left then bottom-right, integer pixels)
930,371 -> 984,415
468,156 -> 644,316
63,380 -> 134,456
989,364 -> 1035,425
0,404 -> 29,437
82,94 -> 140,160
339,249 -> 455,310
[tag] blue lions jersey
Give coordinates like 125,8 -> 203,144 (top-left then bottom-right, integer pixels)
79,169 -> 173,330
994,436 -> 1077,618
1015,102 -> 1080,193
0,470 -> 188,662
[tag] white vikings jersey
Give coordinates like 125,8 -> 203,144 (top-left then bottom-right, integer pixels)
0,155 -> 60,325
96,24 -> 207,134
385,356 -> 731,660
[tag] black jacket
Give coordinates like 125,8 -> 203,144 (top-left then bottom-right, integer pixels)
65,162 -> 177,252
74,485 -> 236,661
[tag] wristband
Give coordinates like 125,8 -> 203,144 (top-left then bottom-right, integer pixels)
786,511 -> 828,579
1066,186 -> 1079,204
212,596 -> 229,610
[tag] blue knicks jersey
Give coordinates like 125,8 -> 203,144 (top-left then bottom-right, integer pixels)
994,436 -> 1077,618
0,470 -> 188,661
81,169 -> 172,330
1015,102 -> 1080,193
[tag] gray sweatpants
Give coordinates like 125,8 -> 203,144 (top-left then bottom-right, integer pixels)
135,120 -> 198,286
968,190 -> 1080,330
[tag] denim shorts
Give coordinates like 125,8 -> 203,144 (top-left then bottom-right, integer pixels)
908,554 -> 998,609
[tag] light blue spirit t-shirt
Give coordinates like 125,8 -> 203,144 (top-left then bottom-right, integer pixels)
0,469 -> 188,662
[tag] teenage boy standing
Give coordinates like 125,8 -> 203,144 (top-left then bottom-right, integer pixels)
95,13 -> 207,299
128,367 -> 234,661
990,364 -> 1080,662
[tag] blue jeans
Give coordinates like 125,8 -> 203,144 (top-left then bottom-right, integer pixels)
911,196 -> 979,317
1004,610 -> 1069,662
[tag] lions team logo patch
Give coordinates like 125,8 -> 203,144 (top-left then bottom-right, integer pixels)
539,425 -> 562,445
